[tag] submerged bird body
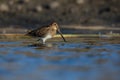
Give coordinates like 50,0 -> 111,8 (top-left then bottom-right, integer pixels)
26,22 -> 66,44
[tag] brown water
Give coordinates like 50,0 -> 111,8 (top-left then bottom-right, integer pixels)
0,37 -> 120,80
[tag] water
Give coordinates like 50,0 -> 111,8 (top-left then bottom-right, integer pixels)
0,37 -> 120,80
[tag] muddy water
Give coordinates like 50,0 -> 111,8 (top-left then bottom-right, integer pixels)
0,37 -> 120,80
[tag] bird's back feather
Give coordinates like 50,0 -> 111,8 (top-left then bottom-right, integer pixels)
26,26 -> 50,37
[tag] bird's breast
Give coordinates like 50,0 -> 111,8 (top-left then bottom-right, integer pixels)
44,34 -> 52,39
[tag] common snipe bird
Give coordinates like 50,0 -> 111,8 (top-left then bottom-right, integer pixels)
26,22 -> 66,44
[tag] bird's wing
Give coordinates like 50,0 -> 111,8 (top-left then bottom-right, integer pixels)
35,27 -> 50,37
27,26 -> 50,37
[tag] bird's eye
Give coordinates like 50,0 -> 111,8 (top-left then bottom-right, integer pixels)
52,22 -> 57,25
53,23 -> 56,25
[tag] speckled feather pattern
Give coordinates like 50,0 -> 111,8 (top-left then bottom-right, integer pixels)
27,23 -> 57,38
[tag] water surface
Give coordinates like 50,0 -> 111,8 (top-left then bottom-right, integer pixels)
0,37 -> 120,80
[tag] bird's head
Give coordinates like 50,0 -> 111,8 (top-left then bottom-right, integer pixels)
51,22 -> 67,42
51,22 -> 58,30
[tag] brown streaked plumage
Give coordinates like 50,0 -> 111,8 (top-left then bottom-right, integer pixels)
26,22 -> 66,44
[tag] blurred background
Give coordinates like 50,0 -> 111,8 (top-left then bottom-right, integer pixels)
0,0 -> 120,34
0,1 -> 120,80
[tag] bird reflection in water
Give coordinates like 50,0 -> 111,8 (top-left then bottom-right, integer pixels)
27,42 -> 58,49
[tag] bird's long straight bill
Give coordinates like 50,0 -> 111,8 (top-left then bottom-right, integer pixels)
57,30 -> 67,42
